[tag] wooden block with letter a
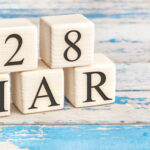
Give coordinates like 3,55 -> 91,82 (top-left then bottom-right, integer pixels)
0,73 -> 10,116
0,18 -> 38,72
11,60 -> 64,114
64,53 -> 116,107
40,14 -> 94,68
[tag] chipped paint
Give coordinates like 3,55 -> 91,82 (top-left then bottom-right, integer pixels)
0,1 -> 149,149
0,125 -> 149,150
99,39 -> 142,43
0,142 -> 28,150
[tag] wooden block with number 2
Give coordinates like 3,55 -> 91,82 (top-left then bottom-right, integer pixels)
40,14 -> 94,68
0,18 -> 38,72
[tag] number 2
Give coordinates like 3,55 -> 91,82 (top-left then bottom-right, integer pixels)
4,34 -> 24,66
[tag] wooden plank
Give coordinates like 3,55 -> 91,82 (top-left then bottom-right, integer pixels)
26,19 -> 150,89
0,8 -> 150,20
0,62 -> 148,125
0,0 -> 149,18
0,1 -> 149,20
94,19 -> 150,63
0,2 -> 149,63
30,18 -> 150,63
116,63 -> 150,90
0,91 -> 150,125
0,17 -> 149,63
0,125 -> 149,149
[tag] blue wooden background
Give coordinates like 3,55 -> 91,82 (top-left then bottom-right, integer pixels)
0,0 -> 149,149
1,125 -> 150,150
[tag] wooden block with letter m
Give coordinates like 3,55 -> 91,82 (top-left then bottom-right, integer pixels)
0,73 -> 10,116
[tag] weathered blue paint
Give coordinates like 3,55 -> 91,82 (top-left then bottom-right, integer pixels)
144,102 -> 150,106
82,107 -> 106,111
116,96 -> 146,104
1,125 -> 150,150
63,107 -> 72,110
85,12 -> 150,19
61,95 -> 148,111
99,39 -> 142,43
112,48 -> 126,53
0,2 -> 148,150
116,90 -> 143,92
0,9 -> 148,19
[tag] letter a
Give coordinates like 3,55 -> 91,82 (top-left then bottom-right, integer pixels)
29,77 -> 59,109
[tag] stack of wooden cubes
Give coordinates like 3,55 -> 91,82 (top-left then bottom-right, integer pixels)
0,14 -> 115,116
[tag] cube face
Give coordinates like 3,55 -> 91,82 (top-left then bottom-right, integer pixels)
75,65 -> 116,107
40,14 -> 94,68
0,18 -> 38,72
0,73 -> 10,116
11,60 -> 64,114
64,53 -> 116,107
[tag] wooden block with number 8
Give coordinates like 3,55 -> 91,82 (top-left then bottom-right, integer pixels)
64,53 -> 116,107
11,60 -> 64,114
0,18 -> 38,72
40,14 -> 94,68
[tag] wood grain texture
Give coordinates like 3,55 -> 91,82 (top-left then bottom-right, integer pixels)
64,53 -> 116,107
31,18 -> 150,63
11,60 -> 64,114
0,90 -> 149,125
0,0 -> 148,63
0,0 -> 149,19
0,62 -> 145,124
0,142 -> 27,150
0,125 -> 149,150
0,1 -> 149,148
0,18 -> 38,73
116,63 -> 150,91
40,14 -> 94,68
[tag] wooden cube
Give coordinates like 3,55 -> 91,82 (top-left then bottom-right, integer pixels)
64,53 -> 116,107
0,73 -> 10,116
0,18 -> 38,72
40,14 -> 94,68
11,60 -> 64,114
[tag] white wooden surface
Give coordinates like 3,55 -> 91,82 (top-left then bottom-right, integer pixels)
0,0 -> 149,149
0,0 -> 148,125
0,63 -> 147,125
0,90 -> 149,125
30,18 -> 150,63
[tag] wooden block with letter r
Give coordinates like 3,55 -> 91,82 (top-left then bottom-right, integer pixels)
11,60 -> 64,114
64,53 -> 116,107
40,14 -> 94,68
0,73 -> 10,116
0,18 -> 38,72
